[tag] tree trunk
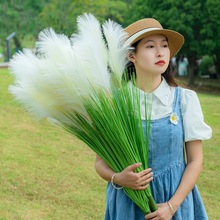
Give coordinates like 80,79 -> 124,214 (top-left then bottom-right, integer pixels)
214,53 -> 220,78
187,53 -> 197,87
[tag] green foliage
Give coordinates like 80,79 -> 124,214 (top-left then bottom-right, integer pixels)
125,0 -> 219,83
201,0 -> 220,52
0,0 -> 47,38
0,0 -> 219,74
201,0 -> 220,73
127,0 -> 205,57
0,0 -> 48,59
199,56 -> 214,75
1,0 -> 219,59
39,0 -> 127,36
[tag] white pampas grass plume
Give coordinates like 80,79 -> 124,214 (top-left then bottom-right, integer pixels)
8,13 -> 130,126
36,28 -> 71,62
71,13 -> 110,90
34,28 -> 93,113
9,35 -> 88,124
102,19 -> 129,80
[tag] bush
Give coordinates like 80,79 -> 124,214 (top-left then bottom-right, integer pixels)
199,55 -> 214,75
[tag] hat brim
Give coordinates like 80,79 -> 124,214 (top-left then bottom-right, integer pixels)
125,28 -> 184,59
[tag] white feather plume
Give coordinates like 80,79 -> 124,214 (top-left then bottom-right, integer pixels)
102,19 -> 129,80
9,49 -> 86,125
71,13 -> 110,90
9,33 -> 88,124
9,13 -> 130,125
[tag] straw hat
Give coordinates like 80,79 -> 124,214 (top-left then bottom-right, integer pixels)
125,18 -> 184,58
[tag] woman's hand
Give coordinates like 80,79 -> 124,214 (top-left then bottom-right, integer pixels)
113,163 -> 153,190
145,203 -> 174,220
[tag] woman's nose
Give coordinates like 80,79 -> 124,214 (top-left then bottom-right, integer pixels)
156,47 -> 164,57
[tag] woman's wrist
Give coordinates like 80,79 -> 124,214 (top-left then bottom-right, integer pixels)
111,173 -> 123,190
167,201 -> 176,216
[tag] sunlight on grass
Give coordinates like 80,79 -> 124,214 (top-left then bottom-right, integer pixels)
0,68 -> 106,219
197,93 -> 220,220
1,69 -> 219,219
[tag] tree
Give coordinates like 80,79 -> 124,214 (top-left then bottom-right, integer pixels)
40,0 -> 127,36
0,0 -> 47,37
0,0 -> 48,58
2,0 -> 219,79
0,0 -> 127,59
126,0 -> 209,85
201,0 -> 220,76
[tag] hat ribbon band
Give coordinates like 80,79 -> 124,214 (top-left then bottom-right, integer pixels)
125,27 -> 162,45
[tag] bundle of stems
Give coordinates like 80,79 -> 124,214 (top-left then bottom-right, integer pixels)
63,84 -> 156,213
9,13 -> 157,214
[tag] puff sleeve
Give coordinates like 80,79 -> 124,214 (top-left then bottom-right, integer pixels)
181,88 -> 212,142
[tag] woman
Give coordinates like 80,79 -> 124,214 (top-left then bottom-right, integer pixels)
95,18 -> 212,220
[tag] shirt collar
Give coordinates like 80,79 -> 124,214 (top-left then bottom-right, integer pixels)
137,77 -> 172,106
153,77 -> 172,105
128,77 -> 172,106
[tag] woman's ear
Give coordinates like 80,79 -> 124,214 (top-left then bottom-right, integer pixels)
128,52 -> 136,63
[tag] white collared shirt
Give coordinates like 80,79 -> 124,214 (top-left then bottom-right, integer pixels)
130,78 -> 212,142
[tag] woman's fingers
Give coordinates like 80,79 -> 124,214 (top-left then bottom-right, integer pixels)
139,168 -> 153,177
118,163 -> 154,189
138,168 -> 153,180
125,162 -> 142,172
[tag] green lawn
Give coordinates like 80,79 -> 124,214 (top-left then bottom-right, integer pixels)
0,68 -> 106,219
0,68 -> 219,219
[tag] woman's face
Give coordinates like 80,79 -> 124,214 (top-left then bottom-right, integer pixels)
132,34 -> 170,76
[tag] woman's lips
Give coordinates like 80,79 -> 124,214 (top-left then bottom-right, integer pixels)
155,60 -> 165,65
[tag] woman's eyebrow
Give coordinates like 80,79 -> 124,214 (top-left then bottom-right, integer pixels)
143,38 -> 168,44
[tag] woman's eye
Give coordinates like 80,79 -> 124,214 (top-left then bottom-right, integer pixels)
163,44 -> 168,48
146,45 -> 154,48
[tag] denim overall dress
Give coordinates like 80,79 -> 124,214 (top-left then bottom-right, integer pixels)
104,87 -> 208,220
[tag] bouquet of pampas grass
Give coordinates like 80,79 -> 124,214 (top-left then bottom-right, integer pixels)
9,13 -> 157,214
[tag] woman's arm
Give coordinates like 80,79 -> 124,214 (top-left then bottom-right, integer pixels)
95,154 -> 153,190
168,140 -> 203,210
145,140 -> 203,219
95,154 -> 115,182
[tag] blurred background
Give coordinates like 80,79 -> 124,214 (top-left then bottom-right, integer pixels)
0,0 -> 220,86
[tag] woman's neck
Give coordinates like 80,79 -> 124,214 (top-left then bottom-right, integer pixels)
135,74 -> 162,93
